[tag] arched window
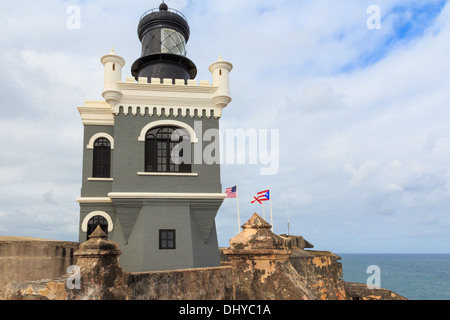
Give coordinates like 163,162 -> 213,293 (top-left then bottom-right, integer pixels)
93,138 -> 111,178
145,127 -> 191,173
86,215 -> 108,240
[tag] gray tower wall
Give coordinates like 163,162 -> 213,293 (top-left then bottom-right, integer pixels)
80,125 -> 114,198
79,112 -> 224,272
112,111 -> 222,193
106,199 -> 222,272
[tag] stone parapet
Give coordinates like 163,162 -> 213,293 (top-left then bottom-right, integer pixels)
1,217 -> 408,301
127,266 -> 233,300
0,237 -> 78,296
2,226 -> 233,300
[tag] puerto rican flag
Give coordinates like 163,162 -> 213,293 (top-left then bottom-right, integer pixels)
251,190 -> 270,204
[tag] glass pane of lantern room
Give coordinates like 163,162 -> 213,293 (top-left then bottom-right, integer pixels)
161,28 -> 186,55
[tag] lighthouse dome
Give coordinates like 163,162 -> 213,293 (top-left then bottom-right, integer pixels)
131,2 -> 197,82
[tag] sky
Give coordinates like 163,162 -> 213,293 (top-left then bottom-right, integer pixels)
0,0 -> 449,253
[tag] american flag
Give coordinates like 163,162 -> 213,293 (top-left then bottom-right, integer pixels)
225,186 -> 237,198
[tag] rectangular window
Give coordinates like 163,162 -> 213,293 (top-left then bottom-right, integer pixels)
145,127 -> 192,174
159,230 -> 176,250
93,139 -> 111,178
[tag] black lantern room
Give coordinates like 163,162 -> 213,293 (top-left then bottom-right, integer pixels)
131,3 -> 197,82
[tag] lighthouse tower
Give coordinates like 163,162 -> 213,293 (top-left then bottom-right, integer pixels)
76,3 -> 232,272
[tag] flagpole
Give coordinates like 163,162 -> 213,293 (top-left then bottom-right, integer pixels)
287,197 -> 290,236
236,185 -> 241,234
269,189 -> 273,232
262,201 -> 265,220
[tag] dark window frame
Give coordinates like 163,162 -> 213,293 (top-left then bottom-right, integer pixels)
145,126 -> 191,173
159,229 -> 176,250
92,138 -> 111,178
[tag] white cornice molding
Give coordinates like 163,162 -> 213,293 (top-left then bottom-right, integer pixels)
78,79 -> 230,122
116,105 -> 221,119
76,197 -> 112,203
118,80 -> 217,94
108,192 -> 227,200
114,80 -> 226,119
120,96 -> 215,108
78,100 -> 114,126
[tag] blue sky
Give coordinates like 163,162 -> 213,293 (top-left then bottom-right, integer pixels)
0,0 -> 450,253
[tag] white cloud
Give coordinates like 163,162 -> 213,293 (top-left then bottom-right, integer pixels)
291,82 -> 347,114
344,160 -> 380,187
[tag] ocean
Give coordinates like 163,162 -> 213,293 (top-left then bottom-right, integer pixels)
339,253 -> 450,300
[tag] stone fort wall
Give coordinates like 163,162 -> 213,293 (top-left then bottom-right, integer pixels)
0,215 -> 407,301
0,237 -> 79,296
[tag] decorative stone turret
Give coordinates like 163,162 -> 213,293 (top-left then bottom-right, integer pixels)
209,56 -> 233,109
224,213 -> 292,269
101,47 -> 125,107
68,226 -> 129,300
223,214 -> 315,300
74,225 -> 122,266
228,213 -> 287,252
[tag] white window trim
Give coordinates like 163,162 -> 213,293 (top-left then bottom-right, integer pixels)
137,172 -> 198,177
138,120 -> 198,143
87,133 -> 115,149
88,177 -> 114,181
81,211 -> 114,232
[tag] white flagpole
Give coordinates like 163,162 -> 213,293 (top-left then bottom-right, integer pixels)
262,201 -> 265,220
269,190 -> 273,232
236,185 -> 241,234
287,197 -> 290,236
